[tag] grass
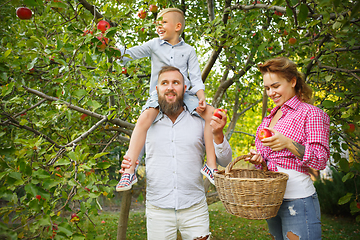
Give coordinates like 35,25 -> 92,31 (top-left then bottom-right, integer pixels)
89,201 -> 360,239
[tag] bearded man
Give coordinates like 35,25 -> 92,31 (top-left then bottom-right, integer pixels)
121,66 -> 232,240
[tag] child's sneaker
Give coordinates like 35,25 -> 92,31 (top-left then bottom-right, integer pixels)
116,173 -> 138,192
200,163 -> 218,185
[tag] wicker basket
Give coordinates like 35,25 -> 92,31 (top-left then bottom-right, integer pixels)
214,155 -> 289,220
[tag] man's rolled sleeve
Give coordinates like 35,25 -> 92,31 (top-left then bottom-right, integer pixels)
214,136 -> 232,167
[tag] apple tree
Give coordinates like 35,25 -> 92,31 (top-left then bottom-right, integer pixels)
1,0 -> 360,239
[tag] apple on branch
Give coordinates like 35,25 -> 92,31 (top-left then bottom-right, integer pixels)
96,35 -> 109,51
70,213 -> 80,223
121,67 -> 127,74
138,10 -> 147,19
289,37 -> 297,45
149,5 -> 158,13
97,20 -> 110,33
258,128 -> 272,140
16,7 -> 32,20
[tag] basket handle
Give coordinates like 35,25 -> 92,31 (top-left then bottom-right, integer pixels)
225,154 -> 268,175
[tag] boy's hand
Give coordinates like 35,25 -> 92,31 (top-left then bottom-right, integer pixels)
196,98 -> 206,112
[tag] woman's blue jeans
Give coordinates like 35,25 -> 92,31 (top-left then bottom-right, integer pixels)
266,193 -> 322,240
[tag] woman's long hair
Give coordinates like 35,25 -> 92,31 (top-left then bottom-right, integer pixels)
259,57 -> 313,104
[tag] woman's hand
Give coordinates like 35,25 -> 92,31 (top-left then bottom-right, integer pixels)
261,128 -> 292,151
245,149 -> 263,165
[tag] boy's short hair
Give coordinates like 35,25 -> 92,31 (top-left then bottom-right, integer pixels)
157,8 -> 185,35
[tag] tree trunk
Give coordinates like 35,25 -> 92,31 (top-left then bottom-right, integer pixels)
116,190 -> 133,240
261,89 -> 268,120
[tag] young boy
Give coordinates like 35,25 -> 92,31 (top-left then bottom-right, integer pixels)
115,8 -> 218,191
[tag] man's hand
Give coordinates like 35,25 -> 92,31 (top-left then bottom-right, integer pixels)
210,110 -> 227,144
119,155 -> 139,174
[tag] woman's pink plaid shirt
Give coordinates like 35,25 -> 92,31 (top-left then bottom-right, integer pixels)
256,96 -> 330,175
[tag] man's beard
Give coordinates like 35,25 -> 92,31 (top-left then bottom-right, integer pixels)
158,89 -> 184,116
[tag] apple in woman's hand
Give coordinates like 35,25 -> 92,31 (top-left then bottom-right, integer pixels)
258,128 -> 272,140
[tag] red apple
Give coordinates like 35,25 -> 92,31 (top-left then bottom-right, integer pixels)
83,29 -> 94,36
80,114 -> 87,121
97,20 -> 110,33
268,46 -> 273,50
138,10 -> 147,19
289,37 -> 297,45
122,67 -> 127,74
279,30 -> 288,36
357,202 -> 360,209
96,35 -> 109,51
16,7 -> 32,20
258,128 -> 272,140
213,108 -> 226,119
267,108 -> 271,113
274,11 -> 283,16
149,5 -> 158,13
36,195 -> 41,200
85,187 -> 90,192
348,123 -> 355,133
310,56 -> 315,60
70,213 -> 80,222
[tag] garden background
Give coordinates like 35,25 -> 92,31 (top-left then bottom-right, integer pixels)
1,0 -> 359,239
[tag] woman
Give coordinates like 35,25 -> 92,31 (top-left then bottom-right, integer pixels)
246,57 -> 330,240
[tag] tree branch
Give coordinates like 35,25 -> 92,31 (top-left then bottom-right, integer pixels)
22,86 -> 135,130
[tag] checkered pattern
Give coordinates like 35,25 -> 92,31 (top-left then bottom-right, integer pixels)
200,163 -> 218,185
256,96 -> 330,174
116,173 -> 138,192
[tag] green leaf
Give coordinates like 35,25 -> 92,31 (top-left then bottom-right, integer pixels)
54,158 -> 71,166
1,49 -> 11,60
57,226 -> 73,237
33,169 -> 51,179
2,82 -> 15,97
93,152 -> 110,159
342,172 -> 354,182
97,161 -> 111,169
72,89 -> 87,97
43,180 -> 62,190
87,100 -> 102,110
24,183 -> 38,197
339,158 -> 349,172
325,75 -> 333,82
24,0 -> 41,6
298,4 -> 309,25
322,100 -> 336,108
338,192 -> 353,205
8,172 -> 21,180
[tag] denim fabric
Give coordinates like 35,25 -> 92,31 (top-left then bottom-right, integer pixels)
142,91 -> 199,113
146,198 -> 210,240
266,193 -> 321,240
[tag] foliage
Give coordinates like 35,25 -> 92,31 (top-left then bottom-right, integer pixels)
1,0 -> 360,238
315,167 -> 360,218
